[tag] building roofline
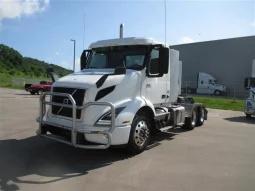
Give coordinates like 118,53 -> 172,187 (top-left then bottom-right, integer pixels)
170,35 -> 255,47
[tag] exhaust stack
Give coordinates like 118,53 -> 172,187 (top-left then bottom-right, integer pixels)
120,23 -> 124,38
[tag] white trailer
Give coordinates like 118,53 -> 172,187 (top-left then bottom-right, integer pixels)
36,25 -> 208,154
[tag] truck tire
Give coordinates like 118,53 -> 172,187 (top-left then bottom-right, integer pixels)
127,113 -> 151,155
182,107 -> 197,130
30,92 -> 35,95
214,90 -> 220,96
37,89 -> 43,95
197,107 -> 205,126
246,114 -> 252,119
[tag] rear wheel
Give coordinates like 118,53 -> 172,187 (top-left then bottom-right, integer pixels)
37,89 -> 43,95
127,113 -> 151,155
197,107 -> 205,126
30,92 -> 35,95
182,107 -> 197,130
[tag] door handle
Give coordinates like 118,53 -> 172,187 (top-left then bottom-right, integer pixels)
162,95 -> 169,99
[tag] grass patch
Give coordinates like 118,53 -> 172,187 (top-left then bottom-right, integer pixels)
0,73 -> 50,90
193,96 -> 245,111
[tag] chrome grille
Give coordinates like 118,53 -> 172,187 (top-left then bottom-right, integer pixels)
51,87 -> 86,119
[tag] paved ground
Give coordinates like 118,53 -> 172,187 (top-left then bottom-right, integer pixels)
1,88 -> 255,191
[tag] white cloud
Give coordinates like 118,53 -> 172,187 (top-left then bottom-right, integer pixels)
179,36 -> 195,44
0,0 -> 50,25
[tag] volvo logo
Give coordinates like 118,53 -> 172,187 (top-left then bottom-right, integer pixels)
63,98 -> 69,104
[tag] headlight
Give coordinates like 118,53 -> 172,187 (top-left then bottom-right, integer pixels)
94,107 -> 125,126
247,101 -> 252,109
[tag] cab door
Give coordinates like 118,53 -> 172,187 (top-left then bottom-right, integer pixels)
141,48 -> 168,107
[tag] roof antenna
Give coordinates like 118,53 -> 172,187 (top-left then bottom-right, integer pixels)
164,0 -> 167,47
83,14 -> 86,50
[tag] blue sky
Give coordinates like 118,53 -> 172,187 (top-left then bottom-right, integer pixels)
0,0 -> 254,71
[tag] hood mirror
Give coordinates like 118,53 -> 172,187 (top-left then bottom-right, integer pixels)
46,68 -> 59,83
80,50 -> 91,70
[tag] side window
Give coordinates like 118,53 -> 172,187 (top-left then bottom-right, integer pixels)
149,49 -> 160,74
40,81 -> 46,85
209,79 -> 213,84
201,81 -> 204,84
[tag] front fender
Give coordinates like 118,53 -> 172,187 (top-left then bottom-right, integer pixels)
115,97 -> 156,126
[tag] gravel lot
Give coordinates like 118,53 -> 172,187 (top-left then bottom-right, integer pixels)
1,88 -> 255,191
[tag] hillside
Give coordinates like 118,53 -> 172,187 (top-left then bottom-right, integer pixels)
0,44 -> 73,77
0,44 -> 73,87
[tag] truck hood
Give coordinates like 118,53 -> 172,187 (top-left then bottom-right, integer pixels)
52,69 -> 127,88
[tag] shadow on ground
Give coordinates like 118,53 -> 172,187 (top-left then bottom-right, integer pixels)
224,116 -> 255,124
14,94 -> 38,96
0,127 -> 187,191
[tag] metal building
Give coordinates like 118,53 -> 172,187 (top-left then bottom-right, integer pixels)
170,35 -> 255,98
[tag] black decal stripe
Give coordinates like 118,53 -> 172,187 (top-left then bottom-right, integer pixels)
96,74 -> 109,88
95,86 -> 116,101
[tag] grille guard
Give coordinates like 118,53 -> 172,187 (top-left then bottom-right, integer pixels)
36,92 -> 115,149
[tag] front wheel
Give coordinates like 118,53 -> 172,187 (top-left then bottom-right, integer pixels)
127,113 -> 151,155
214,90 -> 221,96
246,114 -> 252,119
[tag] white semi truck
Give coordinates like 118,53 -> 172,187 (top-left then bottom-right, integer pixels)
244,59 -> 255,119
184,72 -> 227,96
36,25 -> 208,154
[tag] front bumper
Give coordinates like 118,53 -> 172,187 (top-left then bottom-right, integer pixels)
36,92 -> 119,149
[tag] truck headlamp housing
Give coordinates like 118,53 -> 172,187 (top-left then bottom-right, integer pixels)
94,107 -> 125,126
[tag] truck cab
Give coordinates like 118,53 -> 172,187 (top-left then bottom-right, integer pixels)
196,72 -> 227,95
36,31 -> 208,154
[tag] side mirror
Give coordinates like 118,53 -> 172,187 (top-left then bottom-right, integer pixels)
80,50 -> 90,70
244,77 -> 251,90
114,66 -> 126,75
146,47 -> 169,78
159,47 -> 169,74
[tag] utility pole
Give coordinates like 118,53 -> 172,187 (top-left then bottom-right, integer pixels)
83,14 -> 86,50
70,39 -> 76,72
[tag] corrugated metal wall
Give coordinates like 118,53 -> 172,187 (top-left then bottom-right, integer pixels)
170,36 -> 255,97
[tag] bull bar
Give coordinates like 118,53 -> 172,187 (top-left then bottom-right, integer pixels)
36,92 -> 115,149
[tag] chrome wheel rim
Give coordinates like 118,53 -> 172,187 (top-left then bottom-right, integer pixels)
134,120 -> 149,147
191,110 -> 197,126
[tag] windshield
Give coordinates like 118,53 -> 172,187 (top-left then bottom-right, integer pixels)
85,45 -> 148,70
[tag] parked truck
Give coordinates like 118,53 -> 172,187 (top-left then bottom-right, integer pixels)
244,59 -> 255,119
25,81 -> 53,95
36,24 -> 208,154
183,72 -> 227,96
